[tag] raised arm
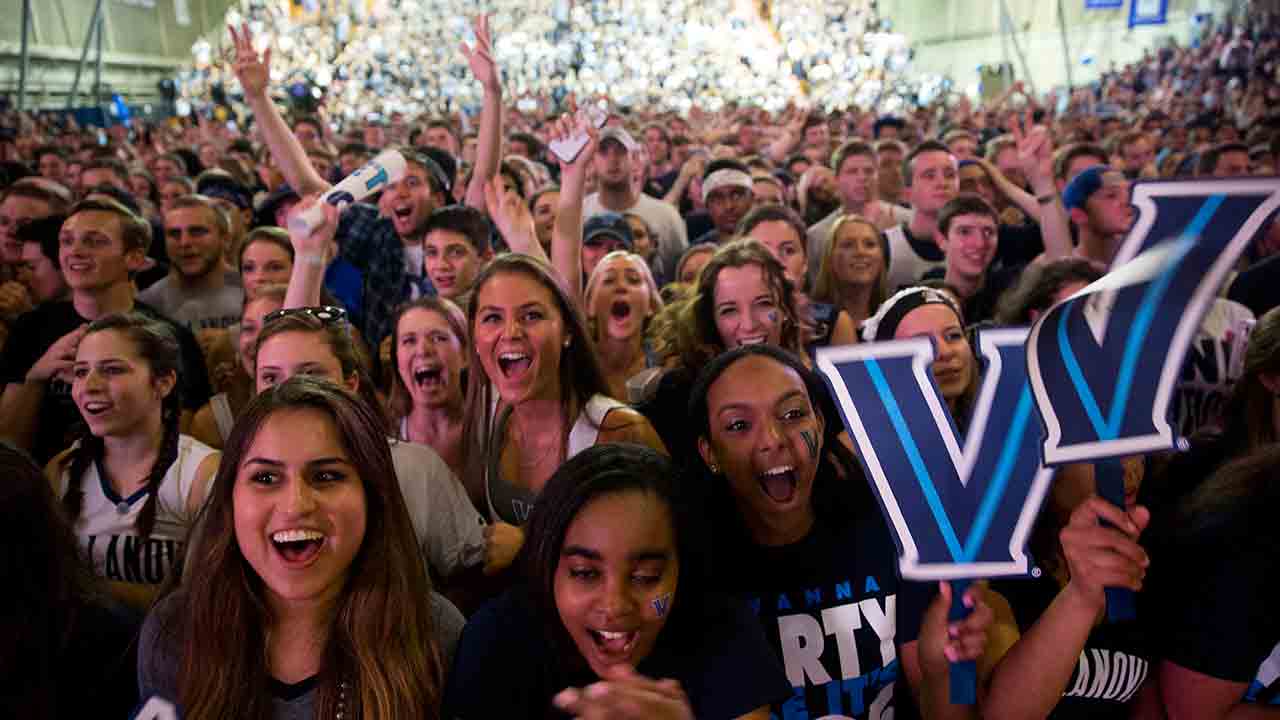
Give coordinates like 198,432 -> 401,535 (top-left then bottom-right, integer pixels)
548,113 -> 598,307
228,24 -> 329,195
283,197 -> 340,309
981,497 -> 1150,719
483,175 -> 548,267
462,15 -> 503,211
763,108 -> 806,165
1011,115 -> 1072,260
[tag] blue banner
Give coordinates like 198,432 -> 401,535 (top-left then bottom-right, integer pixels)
1129,0 -> 1168,27
1086,0 -> 1123,9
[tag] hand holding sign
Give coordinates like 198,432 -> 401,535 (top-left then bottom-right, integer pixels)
1026,177 -> 1280,620
288,149 -> 406,236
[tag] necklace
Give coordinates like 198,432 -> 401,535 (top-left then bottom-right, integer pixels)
335,680 -> 348,719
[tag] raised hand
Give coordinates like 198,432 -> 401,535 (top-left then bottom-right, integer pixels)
917,581 -> 995,681
27,324 -> 89,384
287,194 -> 339,262
548,111 -> 599,188
1060,495 -> 1150,613
483,175 -> 538,256
460,15 -> 500,94
1009,111 -> 1054,189
228,23 -> 271,99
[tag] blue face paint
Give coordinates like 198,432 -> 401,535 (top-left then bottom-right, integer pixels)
800,429 -> 818,460
651,593 -> 672,617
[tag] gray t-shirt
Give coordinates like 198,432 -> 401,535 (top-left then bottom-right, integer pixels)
137,590 -> 465,719
137,270 -> 244,331
389,438 -> 487,578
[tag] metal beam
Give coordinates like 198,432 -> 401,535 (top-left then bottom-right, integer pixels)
1056,0 -> 1074,90
67,0 -> 106,108
17,0 -> 31,111
93,12 -> 104,107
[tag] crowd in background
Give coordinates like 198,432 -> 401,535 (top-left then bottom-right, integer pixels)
1,2 -> 1279,719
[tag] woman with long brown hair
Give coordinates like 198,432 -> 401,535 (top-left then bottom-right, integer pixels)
48,312 -> 219,610
138,376 -> 459,718
642,238 -> 804,462
387,297 -> 470,477
461,253 -> 666,528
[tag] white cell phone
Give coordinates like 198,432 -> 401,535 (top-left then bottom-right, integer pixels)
548,105 -> 608,164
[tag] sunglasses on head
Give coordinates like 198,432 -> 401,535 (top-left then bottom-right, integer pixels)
263,305 -> 349,327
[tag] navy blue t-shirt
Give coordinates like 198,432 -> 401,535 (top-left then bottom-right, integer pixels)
444,586 -> 790,719
711,498 -> 931,720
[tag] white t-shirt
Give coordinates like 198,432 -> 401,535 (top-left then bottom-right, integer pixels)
54,434 -> 217,587
584,192 -> 688,274
1172,297 -> 1255,438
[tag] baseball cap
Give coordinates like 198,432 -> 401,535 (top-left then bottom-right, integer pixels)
583,213 -> 634,250
599,128 -> 638,153
197,173 -> 253,210
1062,165 -> 1126,212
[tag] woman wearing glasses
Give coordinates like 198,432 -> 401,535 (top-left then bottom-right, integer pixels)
250,303 -> 513,584
46,313 -> 220,610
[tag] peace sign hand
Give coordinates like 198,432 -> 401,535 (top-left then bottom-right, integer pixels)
228,23 -> 271,99
1010,111 -> 1053,188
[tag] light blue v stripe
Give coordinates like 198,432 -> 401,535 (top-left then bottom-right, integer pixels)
961,384 -> 1033,561
864,358 -> 965,561
1057,194 -> 1223,440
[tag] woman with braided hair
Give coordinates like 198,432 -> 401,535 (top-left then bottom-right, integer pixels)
46,312 -> 219,610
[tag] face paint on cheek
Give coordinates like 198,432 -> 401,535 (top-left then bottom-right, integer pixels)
650,592 -> 672,618
800,429 -> 818,461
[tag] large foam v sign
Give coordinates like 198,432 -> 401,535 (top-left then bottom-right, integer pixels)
816,327 -> 1053,581
1027,178 -> 1280,464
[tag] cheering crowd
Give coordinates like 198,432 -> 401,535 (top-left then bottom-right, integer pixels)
1,3 -> 1279,719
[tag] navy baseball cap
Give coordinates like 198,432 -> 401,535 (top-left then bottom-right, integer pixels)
1062,165 -> 1127,212
583,213 -> 634,249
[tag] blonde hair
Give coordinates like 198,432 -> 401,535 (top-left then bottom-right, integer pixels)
811,214 -> 887,310
584,250 -> 664,337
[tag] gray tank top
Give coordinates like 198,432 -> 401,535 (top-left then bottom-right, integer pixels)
485,394 -> 626,524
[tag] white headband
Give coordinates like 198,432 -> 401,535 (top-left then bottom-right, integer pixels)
702,169 -> 754,203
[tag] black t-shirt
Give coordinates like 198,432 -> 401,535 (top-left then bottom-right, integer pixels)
1228,253 -> 1280,317
989,573 -> 1154,718
920,262 -> 1023,325
710,498 -> 931,720
1143,503 -> 1280,708
0,299 -> 212,464
443,586 -> 791,719
996,223 -> 1045,271
965,263 -> 1024,325
1,597 -> 141,720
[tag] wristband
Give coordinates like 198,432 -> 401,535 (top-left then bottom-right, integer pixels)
1036,193 -> 1057,205
300,253 -> 327,266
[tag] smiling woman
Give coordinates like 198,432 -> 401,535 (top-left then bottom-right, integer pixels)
444,443 -> 790,719
460,254 -> 666,530
137,377 -> 460,719
46,313 -> 219,611
689,344 -> 992,719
